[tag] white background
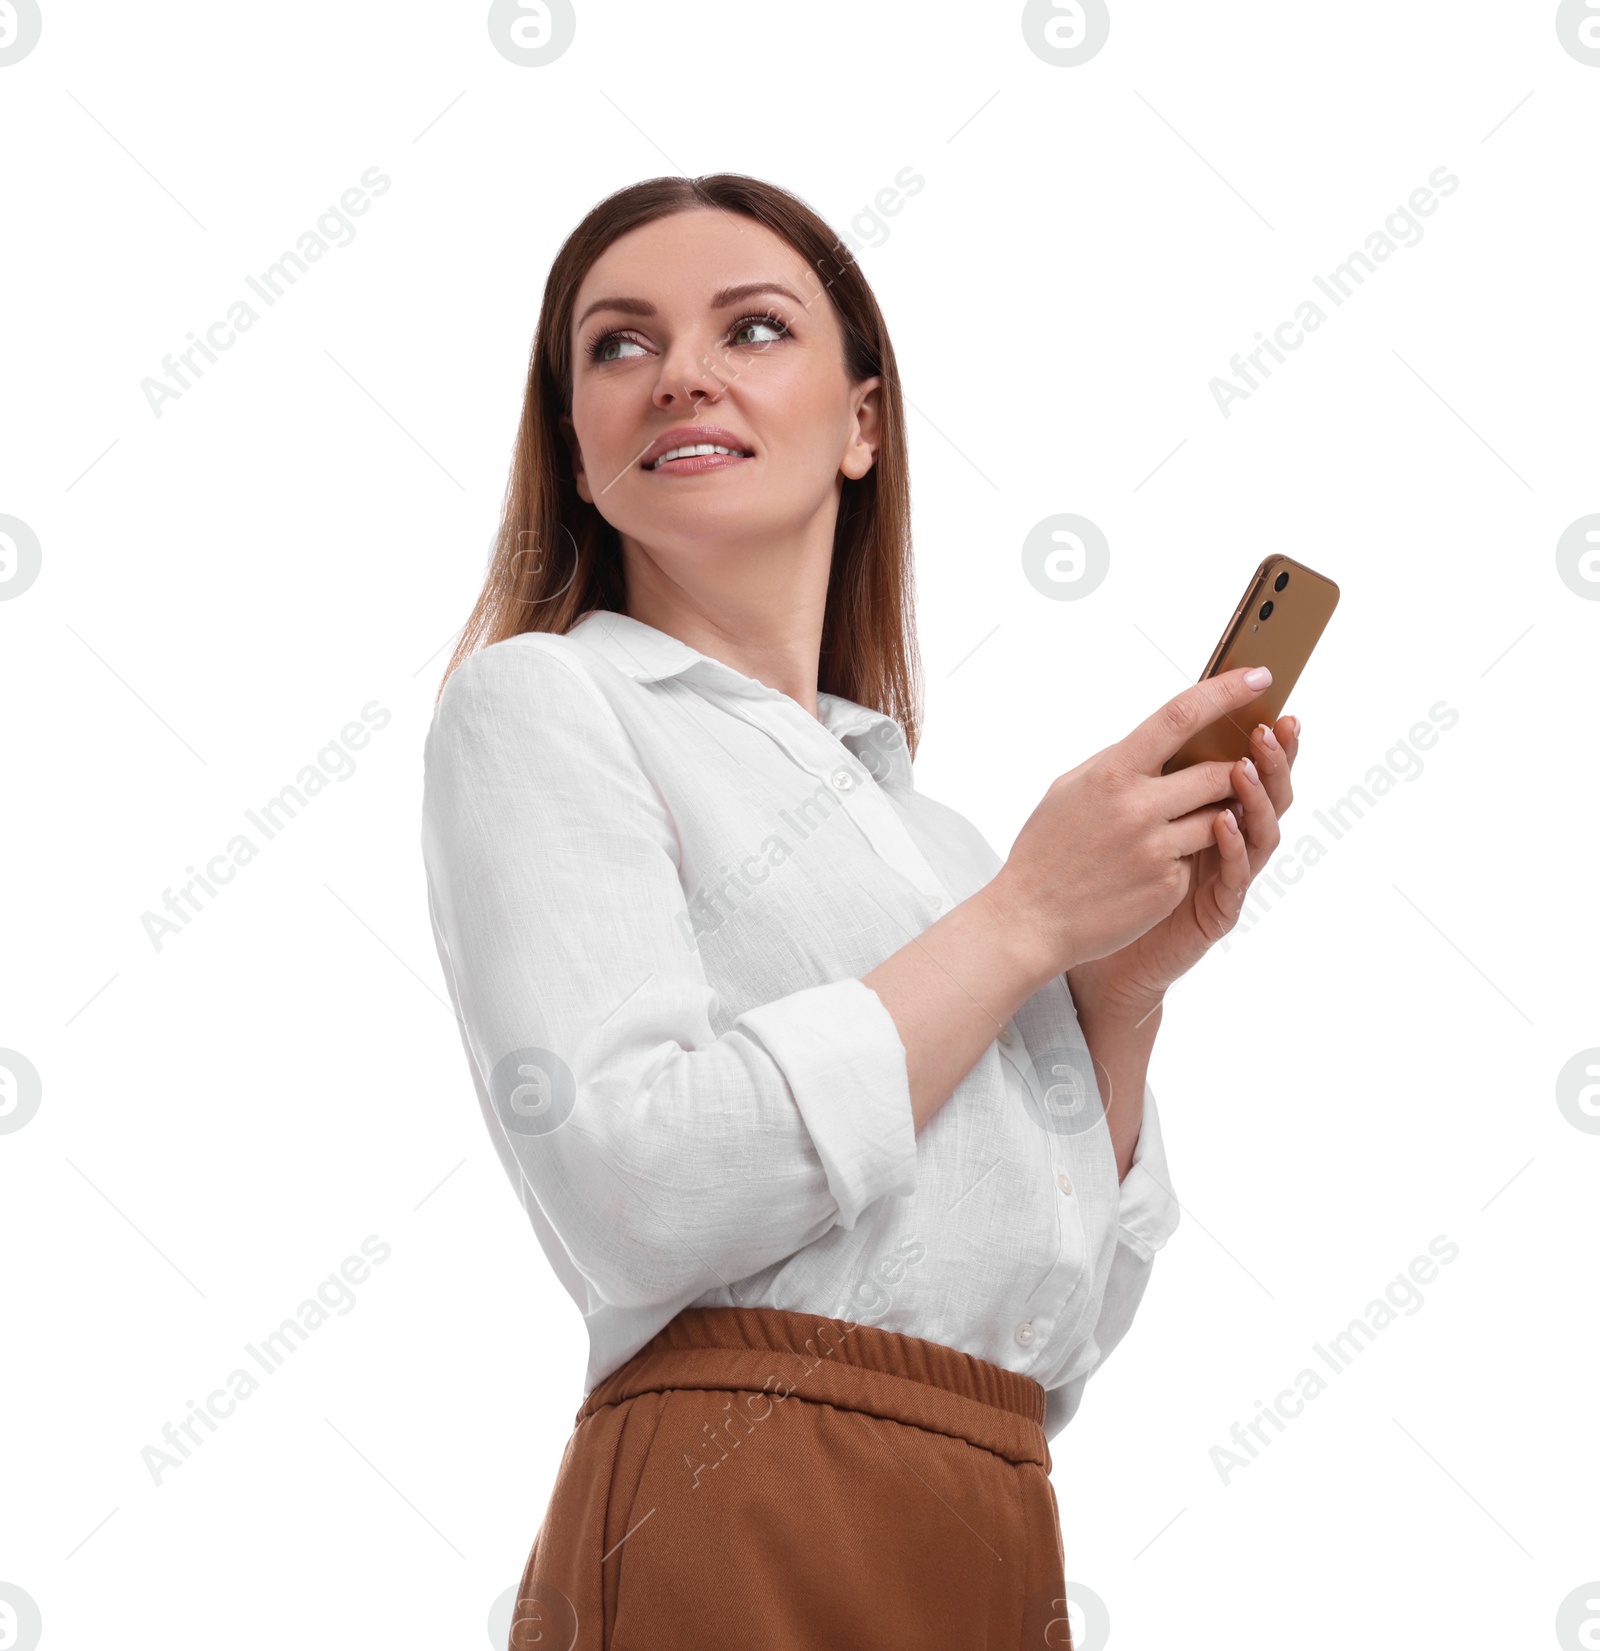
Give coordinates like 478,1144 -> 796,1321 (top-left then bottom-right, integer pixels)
3,2 -> 1597,1647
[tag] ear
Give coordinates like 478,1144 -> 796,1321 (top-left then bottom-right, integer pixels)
560,414 -> 593,505
839,376 -> 883,482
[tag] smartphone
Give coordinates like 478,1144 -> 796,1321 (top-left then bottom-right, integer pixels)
1160,555 -> 1340,774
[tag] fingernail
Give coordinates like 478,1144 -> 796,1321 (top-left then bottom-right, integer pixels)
1257,723 -> 1280,751
1242,757 -> 1261,785
1221,809 -> 1239,832
1243,666 -> 1272,690
1290,715 -> 1301,738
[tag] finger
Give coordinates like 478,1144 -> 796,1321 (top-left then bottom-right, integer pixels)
1249,721 -> 1295,818
1120,664 -> 1274,776
1153,757 -> 1242,820
1276,712 -> 1300,769
1233,755 -> 1281,868
1208,805 -> 1252,924
1166,803 -> 1234,859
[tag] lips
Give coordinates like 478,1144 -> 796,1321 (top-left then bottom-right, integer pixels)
639,425 -> 755,472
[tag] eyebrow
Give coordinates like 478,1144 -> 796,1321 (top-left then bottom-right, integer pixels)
573,281 -> 811,336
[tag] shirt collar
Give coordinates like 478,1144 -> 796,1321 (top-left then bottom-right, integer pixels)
566,607 -> 717,685
564,608 -> 913,791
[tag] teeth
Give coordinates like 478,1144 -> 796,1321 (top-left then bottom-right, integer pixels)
651,443 -> 747,468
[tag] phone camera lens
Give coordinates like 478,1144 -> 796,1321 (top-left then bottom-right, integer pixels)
1274,571 -> 1290,592
1259,600 -> 1274,621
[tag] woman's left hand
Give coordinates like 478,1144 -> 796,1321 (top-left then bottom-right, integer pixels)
1066,714 -> 1301,1021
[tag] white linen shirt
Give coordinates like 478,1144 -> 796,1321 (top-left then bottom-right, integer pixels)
420,608 -> 1180,1443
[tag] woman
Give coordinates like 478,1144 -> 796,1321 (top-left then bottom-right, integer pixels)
420,174 -> 1297,1650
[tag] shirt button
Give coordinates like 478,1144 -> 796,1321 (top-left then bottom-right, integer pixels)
998,1025 -> 1015,1045
1056,1171 -> 1074,1196
829,770 -> 854,792
1014,1320 -> 1036,1348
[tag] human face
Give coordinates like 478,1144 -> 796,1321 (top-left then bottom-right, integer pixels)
562,209 -> 882,566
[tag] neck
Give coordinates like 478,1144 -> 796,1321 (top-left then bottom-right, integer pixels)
619,513 -> 836,719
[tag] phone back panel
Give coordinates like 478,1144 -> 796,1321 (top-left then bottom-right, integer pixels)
1161,556 -> 1340,774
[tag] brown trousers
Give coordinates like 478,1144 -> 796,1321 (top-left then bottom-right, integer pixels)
510,1305 -> 1073,1649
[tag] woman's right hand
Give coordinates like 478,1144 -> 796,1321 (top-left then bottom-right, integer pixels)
988,665 -> 1275,978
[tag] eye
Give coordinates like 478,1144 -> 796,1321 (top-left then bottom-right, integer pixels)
583,311 -> 791,363
587,331 -> 648,363
728,313 -> 789,348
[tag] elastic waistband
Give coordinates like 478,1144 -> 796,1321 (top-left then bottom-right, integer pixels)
577,1306 -> 1049,1468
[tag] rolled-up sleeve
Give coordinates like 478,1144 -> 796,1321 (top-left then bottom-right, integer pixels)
733,980 -> 917,1230
420,637 -> 920,1313
1113,1079 -> 1181,1262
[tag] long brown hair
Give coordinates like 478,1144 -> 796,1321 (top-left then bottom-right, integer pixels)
437,173 -> 923,758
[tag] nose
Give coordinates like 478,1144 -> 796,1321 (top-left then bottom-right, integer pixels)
651,334 -> 727,411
